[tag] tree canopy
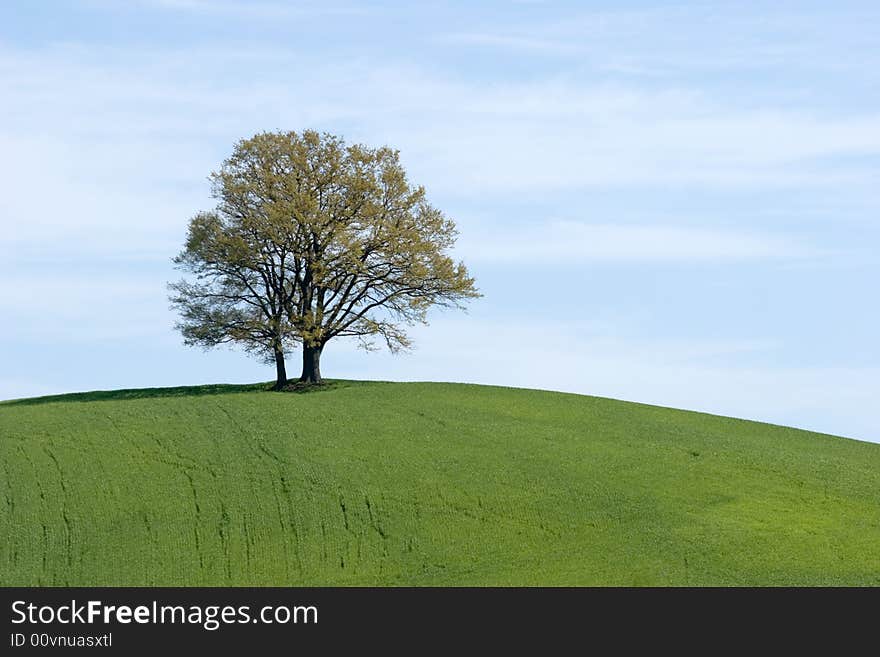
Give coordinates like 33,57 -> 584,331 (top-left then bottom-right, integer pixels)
170,130 -> 480,388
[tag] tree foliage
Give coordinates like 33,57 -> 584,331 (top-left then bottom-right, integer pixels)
170,130 -> 480,387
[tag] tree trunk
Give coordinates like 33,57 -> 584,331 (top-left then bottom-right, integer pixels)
273,347 -> 288,390
300,345 -> 323,384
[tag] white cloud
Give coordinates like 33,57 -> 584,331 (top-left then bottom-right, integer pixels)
437,6 -> 880,76
2,43 -> 879,212
86,0 -> 369,18
440,32 -> 582,55
0,273 -> 173,342
456,221 -> 820,264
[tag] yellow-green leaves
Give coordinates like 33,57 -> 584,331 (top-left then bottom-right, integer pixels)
170,130 -> 480,376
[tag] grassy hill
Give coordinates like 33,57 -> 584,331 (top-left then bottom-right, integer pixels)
1,380 -> 879,586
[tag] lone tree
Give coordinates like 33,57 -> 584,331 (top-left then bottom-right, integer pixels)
170,130 -> 479,389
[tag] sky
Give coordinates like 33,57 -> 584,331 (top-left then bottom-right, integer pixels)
1,1 -> 878,442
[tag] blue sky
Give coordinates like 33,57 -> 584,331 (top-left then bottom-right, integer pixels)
1,1 -> 878,441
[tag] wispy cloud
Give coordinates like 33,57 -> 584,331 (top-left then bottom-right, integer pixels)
4,43 -> 878,189
440,32 -> 582,55
2,40 -> 877,260
85,0 -> 370,18
0,273 -> 171,342
456,221 -> 821,264
436,5 -> 880,76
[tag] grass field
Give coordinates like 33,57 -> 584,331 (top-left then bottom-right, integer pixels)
1,380 -> 879,586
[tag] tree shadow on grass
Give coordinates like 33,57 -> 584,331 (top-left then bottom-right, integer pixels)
1,380 -> 361,407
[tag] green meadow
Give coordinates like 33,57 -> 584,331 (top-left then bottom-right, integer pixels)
1,381 -> 878,586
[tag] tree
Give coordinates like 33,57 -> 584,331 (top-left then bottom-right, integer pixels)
169,130 -> 480,389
